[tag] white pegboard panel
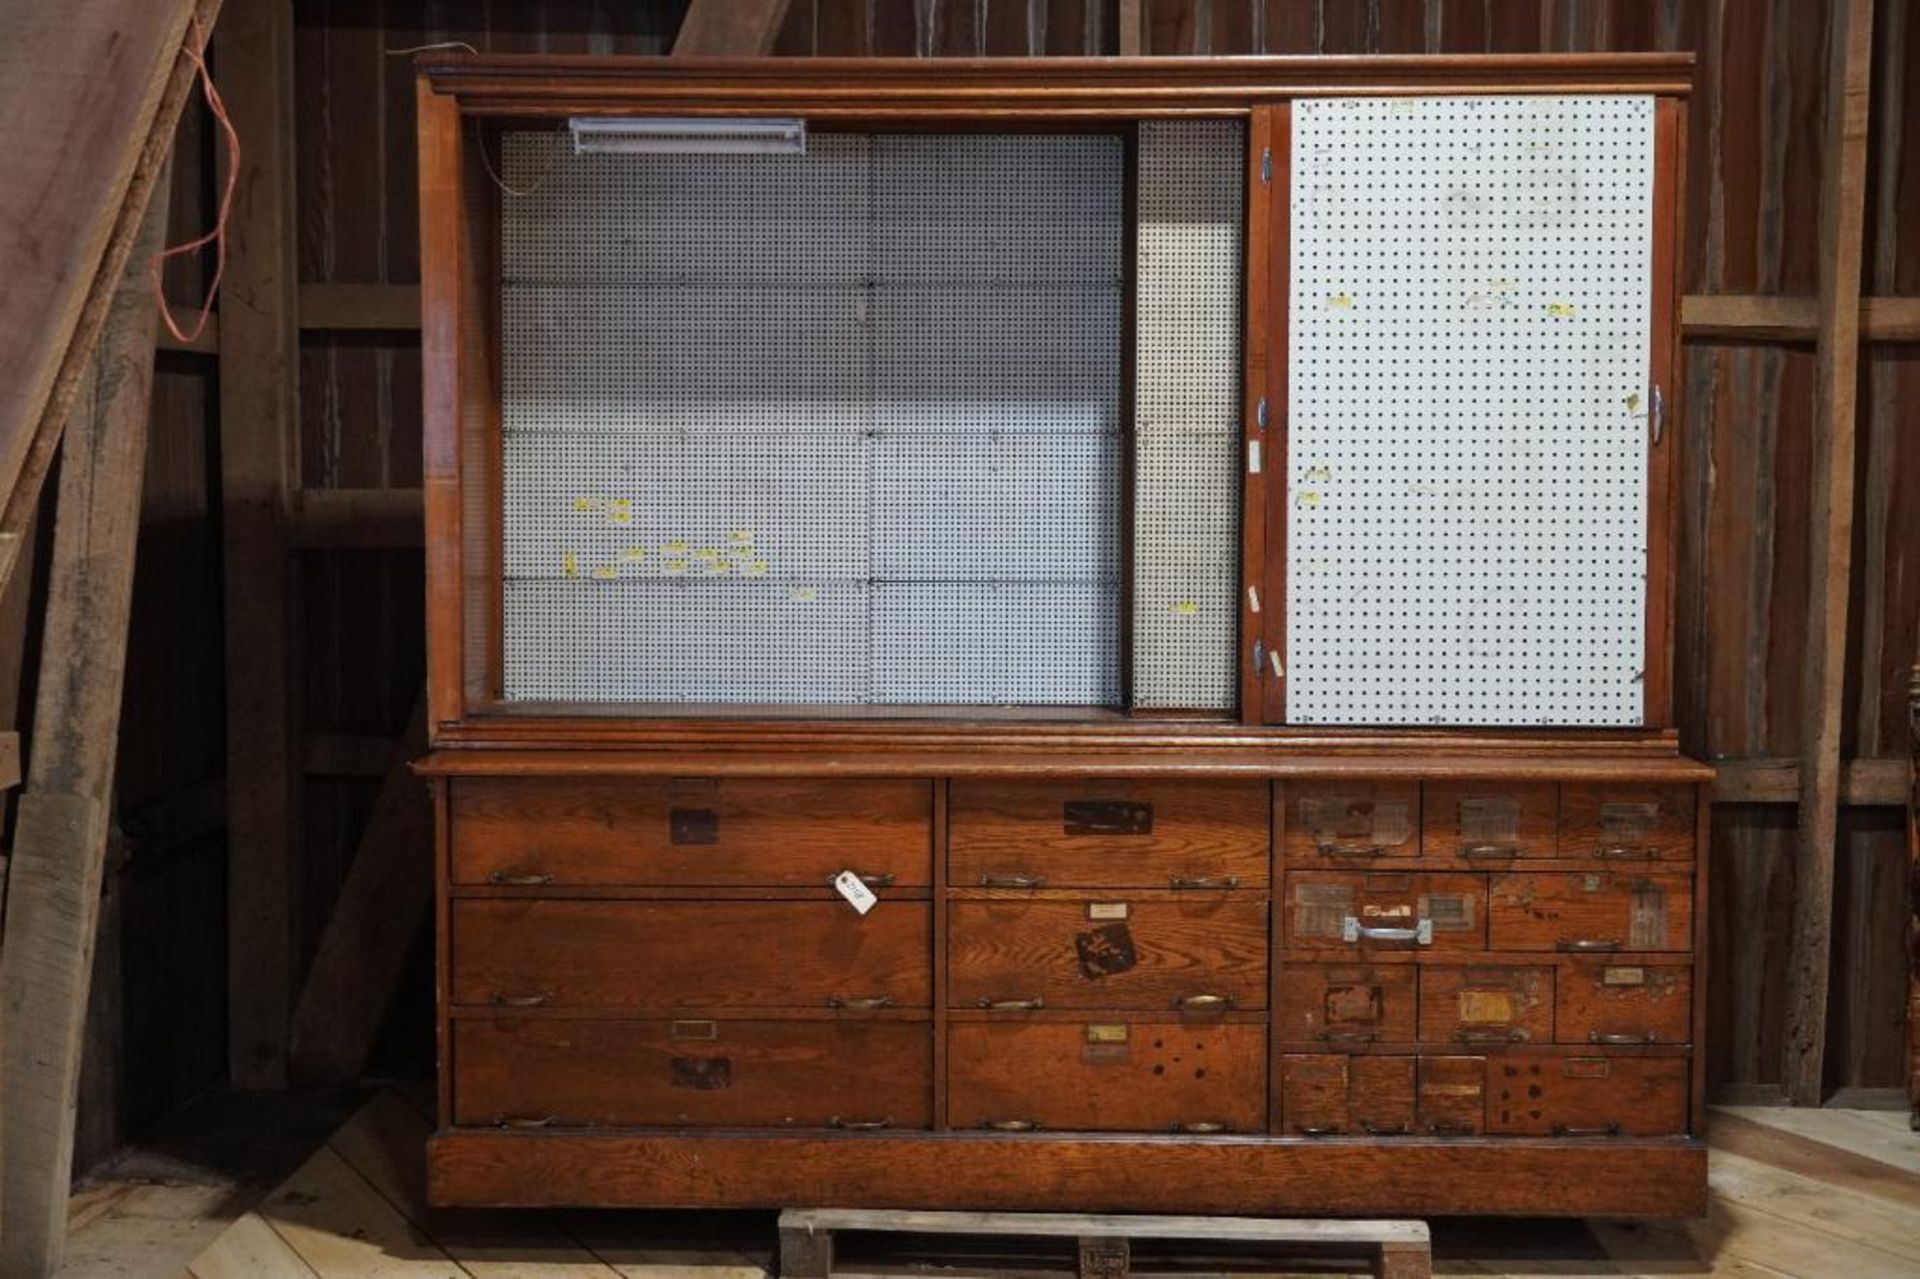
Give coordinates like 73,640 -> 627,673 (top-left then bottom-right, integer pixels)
872,431 -> 1120,582
1132,120 -> 1244,711
1286,95 -> 1655,727
872,582 -> 1122,706
501,430 -> 870,582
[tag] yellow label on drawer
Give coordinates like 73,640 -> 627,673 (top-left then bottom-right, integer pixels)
1087,902 -> 1129,921
1603,966 -> 1647,986
1084,1023 -> 1129,1044
1458,989 -> 1514,1024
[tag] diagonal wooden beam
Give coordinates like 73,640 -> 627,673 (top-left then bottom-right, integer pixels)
673,0 -> 797,55
0,157 -> 173,1279
1782,0 -> 1876,1108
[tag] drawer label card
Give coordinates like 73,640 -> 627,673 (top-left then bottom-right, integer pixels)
1459,797 -> 1521,844
1075,923 -> 1139,979
669,1056 -> 733,1090
832,869 -> 879,916
1457,988 -> 1514,1025
1087,902 -> 1130,921
1085,1022 -> 1130,1044
670,1019 -> 719,1040
1603,966 -> 1647,986
1600,802 -> 1660,842
1294,882 -> 1354,938
1063,799 -> 1154,836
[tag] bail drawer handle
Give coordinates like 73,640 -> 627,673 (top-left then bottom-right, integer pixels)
1170,875 -> 1240,890
1587,1030 -> 1658,1045
977,997 -> 1044,1011
1317,842 -> 1389,857
837,872 -> 895,888
1556,937 -> 1622,953
1294,1126 -> 1342,1138
1170,1121 -> 1232,1134
486,870 -> 554,886
1455,1027 -> 1528,1044
490,991 -> 553,1008
982,1118 -> 1041,1132
1361,1122 -> 1407,1136
1174,993 -> 1233,1011
830,1116 -> 893,1130
827,995 -> 894,1010
1459,843 -> 1518,860
1552,1123 -> 1623,1138
978,873 -> 1046,888
1318,1028 -> 1378,1043
1427,1123 -> 1476,1137
498,1115 -> 555,1129
1342,917 -> 1433,945
1594,846 -> 1658,861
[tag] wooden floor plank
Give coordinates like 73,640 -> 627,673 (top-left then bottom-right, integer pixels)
1709,1148 -> 1920,1265
1708,1111 -> 1920,1211
1717,1106 -> 1920,1177
256,1145 -> 469,1278
185,1211 -> 320,1279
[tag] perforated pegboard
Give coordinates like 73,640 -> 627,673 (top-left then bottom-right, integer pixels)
1132,120 -> 1244,711
498,130 -> 1124,706
1285,95 -> 1654,726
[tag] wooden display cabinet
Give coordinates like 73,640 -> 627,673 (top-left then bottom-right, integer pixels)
414,52 -> 1708,1218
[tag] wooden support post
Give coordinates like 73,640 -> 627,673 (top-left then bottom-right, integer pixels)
217,0 -> 301,1089
288,695 -> 431,1084
1783,0 -> 1876,1107
0,160 -> 172,1279
672,0 -> 796,54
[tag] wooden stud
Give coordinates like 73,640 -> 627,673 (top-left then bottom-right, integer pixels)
673,0 -> 798,54
217,0 -> 302,1089
0,160 -> 172,1278
297,281 -> 421,330
1783,0 -> 1876,1108
287,488 -> 423,549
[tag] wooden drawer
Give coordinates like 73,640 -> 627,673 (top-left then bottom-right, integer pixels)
1418,965 -> 1553,1048
1283,872 -> 1487,953
451,777 -> 932,888
1558,785 -> 1695,864
1278,1055 -> 1420,1137
452,1018 -> 931,1129
949,780 -> 1268,889
1556,960 -> 1692,1046
1422,782 -> 1557,865
450,900 -> 931,1011
1486,1053 -> 1689,1137
1275,962 -> 1416,1045
1488,872 -> 1693,953
949,896 -> 1267,1011
1418,1054 -> 1487,1136
1280,782 -> 1420,865
948,1021 -> 1265,1133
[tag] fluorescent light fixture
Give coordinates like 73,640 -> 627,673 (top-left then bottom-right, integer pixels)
569,116 -> 806,156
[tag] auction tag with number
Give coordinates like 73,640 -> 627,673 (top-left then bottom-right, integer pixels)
832,870 -> 878,915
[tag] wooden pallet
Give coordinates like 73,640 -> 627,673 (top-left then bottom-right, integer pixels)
777,1208 -> 1431,1279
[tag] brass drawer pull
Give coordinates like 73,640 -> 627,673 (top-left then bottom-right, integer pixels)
1317,842 -> 1388,857
976,997 -> 1045,1011
1427,1123 -> 1476,1137
486,870 -> 554,886
1594,846 -> 1658,861
1171,1121 -> 1231,1134
827,995 -> 894,1010
978,873 -> 1046,888
490,991 -> 553,1008
1361,1122 -> 1407,1137
1552,1123 -> 1622,1138
837,872 -> 895,888
1318,1028 -> 1378,1044
1169,875 -> 1239,890
497,1115 -> 555,1129
1455,1027 -> 1528,1045
1342,917 -> 1433,945
1587,1030 -> 1658,1045
1294,1125 -> 1342,1138
1459,843 -> 1518,860
1173,993 -> 1233,1011
982,1118 -> 1041,1132
830,1116 -> 893,1130
1557,937 -> 1622,953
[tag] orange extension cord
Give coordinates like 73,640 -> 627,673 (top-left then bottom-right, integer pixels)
151,14 -> 239,347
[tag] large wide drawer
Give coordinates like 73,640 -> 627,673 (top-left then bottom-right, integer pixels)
1283,872 -> 1488,953
1488,872 -> 1693,953
451,777 -> 933,888
949,780 -> 1269,889
1485,1053 -> 1689,1137
949,896 -> 1268,1011
450,900 -> 932,1010
947,1021 -> 1266,1133
452,1018 -> 932,1129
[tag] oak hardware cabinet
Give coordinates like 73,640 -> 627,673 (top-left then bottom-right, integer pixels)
414,52 -> 1709,1219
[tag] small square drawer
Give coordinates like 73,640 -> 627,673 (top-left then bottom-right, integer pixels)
1488,872 -> 1693,953
1485,1053 -> 1689,1137
1281,782 -> 1420,865
450,900 -> 931,1011
1418,1054 -> 1488,1136
451,777 -> 932,888
1422,782 -> 1557,865
949,780 -> 1269,889
1556,960 -> 1692,1046
1558,785 -> 1696,864
949,895 -> 1267,1012
948,1021 -> 1265,1134
1276,962 -> 1416,1046
453,1017 -> 932,1129
1418,965 -> 1553,1048
1279,1053 -> 1414,1137
1283,872 -> 1488,953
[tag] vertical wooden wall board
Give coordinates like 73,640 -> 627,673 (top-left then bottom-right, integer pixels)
0,160 -> 171,1279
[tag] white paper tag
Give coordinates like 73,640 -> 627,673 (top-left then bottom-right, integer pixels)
833,870 -> 878,915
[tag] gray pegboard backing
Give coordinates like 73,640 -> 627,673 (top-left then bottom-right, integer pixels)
1132,119 -> 1245,712
1286,95 -> 1655,727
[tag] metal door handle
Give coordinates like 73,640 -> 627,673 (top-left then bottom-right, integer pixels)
1459,843 -> 1518,860
830,1116 -> 893,1130
1170,875 -> 1239,889
982,1118 -> 1041,1132
489,991 -> 552,1008
978,873 -> 1046,888
1552,1123 -> 1622,1138
1342,917 -> 1433,944
1587,1030 -> 1657,1045
486,870 -> 554,886
1174,993 -> 1233,1011
827,995 -> 894,1010
1171,1121 -> 1231,1134
976,997 -> 1044,1011
1557,938 -> 1622,953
